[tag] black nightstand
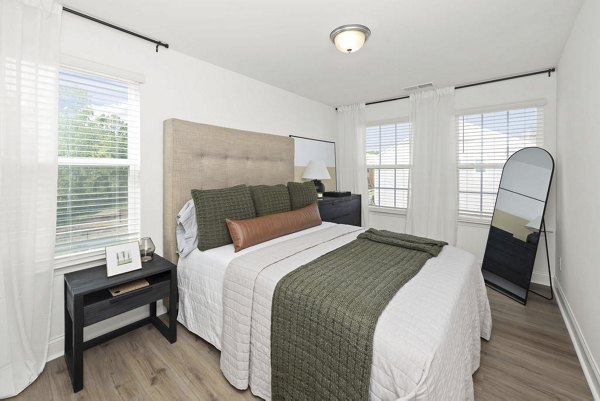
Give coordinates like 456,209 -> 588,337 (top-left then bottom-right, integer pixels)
63,254 -> 177,392
318,194 -> 362,226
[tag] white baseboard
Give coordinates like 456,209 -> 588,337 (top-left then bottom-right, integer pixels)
47,303 -> 167,362
555,279 -> 600,400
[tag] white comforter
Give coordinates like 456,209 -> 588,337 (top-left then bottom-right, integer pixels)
218,224 -> 492,401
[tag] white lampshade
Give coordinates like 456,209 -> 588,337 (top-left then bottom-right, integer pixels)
302,160 -> 331,180
330,24 -> 371,53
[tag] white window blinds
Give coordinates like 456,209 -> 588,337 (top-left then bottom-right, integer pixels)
457,106 -> 544,219
56,68 -> 140,258
366,122 -> 412,209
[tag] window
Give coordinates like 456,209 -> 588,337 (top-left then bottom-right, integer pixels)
366,122 -> 412,209
457,106 -> 543,219
56,68 -> 140,258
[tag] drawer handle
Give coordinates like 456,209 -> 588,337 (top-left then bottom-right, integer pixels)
109,286 -> 153,303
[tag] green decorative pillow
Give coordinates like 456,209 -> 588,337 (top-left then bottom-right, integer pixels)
191,185 -> 256,251
287,181 -> 318,210
250,184 -> 292,217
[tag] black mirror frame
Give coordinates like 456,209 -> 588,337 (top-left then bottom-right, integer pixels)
481,146 -> 555,305
289,135 -> 337,191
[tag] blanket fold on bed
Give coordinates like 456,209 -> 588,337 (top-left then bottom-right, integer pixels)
357,229 -> 447,256
271,229 -> 447,401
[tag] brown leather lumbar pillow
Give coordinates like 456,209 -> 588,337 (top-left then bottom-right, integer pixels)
226,203 -> 322,252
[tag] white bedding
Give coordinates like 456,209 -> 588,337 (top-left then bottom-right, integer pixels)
179,223 -> 492,401
177,222 -> 338,349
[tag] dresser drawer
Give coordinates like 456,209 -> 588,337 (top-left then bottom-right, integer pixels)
318,195 -> 361,227
319,198 -> 355,219
326,213 -> 361,226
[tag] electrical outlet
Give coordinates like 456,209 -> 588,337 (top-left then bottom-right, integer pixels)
559,256 -> 563,271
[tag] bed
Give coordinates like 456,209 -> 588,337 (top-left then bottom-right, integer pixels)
163,119 -> 492,401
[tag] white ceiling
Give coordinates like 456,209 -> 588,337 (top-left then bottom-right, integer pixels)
63,0 -> 583,106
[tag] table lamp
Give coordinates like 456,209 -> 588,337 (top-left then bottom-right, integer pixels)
302,160 -> 331,198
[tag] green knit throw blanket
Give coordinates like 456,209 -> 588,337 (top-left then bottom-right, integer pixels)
271,229 -> 447,401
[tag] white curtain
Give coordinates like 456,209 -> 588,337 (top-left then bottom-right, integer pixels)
336,103 -> 369,227
0,0 -> 62,397
406,87 -> 458,244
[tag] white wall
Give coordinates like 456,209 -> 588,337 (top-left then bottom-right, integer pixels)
365,74 -> 557,285
556,0 -> 600,397
48,14 -> 336,360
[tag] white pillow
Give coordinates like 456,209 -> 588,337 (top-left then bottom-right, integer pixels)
176,199 -> 198,257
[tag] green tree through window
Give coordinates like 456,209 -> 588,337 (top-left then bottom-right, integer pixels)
56,68 -> 140,257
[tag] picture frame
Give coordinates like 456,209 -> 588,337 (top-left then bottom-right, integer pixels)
105,241 -> 142,277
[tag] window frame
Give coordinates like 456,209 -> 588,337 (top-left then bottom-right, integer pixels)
456,101 -> 545,222
55,63 -> 142,270
366,118 -> 412,212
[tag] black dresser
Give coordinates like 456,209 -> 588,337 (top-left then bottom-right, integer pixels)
317,194 -> 361,226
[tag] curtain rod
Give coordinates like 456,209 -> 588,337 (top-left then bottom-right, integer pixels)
63,7 -> 169,52
359,67 -> 556,107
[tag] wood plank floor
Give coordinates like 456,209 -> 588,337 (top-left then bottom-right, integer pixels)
473,286 -> 592,400
10,286 -> 592,401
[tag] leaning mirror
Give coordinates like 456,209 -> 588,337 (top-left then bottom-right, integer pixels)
290,135 -> 337,193
481,147 -> 554,304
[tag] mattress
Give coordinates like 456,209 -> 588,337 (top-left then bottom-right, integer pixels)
177,221 -> 338,349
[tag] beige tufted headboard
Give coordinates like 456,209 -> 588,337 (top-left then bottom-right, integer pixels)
163,119 -> 294,263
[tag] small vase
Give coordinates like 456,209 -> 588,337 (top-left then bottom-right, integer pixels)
139,237 -> 155,262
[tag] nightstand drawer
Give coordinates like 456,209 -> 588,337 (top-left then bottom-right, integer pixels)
83,277 -> 170,326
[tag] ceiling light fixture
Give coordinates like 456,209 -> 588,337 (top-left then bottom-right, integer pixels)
329,24 -> 371,54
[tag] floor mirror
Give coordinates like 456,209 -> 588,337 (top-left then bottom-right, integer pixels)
481,147 -> 554,304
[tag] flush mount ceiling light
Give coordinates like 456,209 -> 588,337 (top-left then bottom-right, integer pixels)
329,24 -> 371,54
